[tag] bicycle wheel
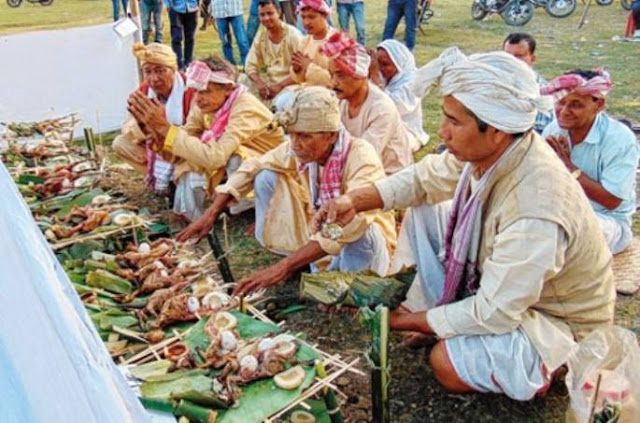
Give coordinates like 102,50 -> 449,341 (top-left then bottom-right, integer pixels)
621,0 -> 631,10
471,0 -> 489,20
40,0 -> 54,5
6,0 -> 22,7
419,1 -> 434,24
595,0 -> 613,5
545,0 -> 577,17
501,0 -> 534,26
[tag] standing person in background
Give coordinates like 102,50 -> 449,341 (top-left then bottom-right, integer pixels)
112,0 -> 129,21
247,0 -> 262,45
382,0 -> 417,51
141,0 -> 164,44
211,0 -> 251,67
165,0 -> 199,70
280,0 -> 299,25
336,0 -> 365,46
502,33 -> 553,134
200,0 -> 213,31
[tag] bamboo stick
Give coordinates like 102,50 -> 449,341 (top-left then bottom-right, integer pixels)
315,360 -> 344,423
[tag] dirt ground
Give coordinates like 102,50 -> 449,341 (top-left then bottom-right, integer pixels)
102,159 -> 639,423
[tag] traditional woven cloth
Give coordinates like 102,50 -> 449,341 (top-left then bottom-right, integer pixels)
201,85 -> 247,143
540,69 -> 613,103
303,128 -> 352,209
133,42 -> 178,71
185,60 -> 236,91
438,137 -> 525,306
320,32 -> 370,79
412,47 -> 551,134
275,86 -> 341,133
296,0 -> 331,16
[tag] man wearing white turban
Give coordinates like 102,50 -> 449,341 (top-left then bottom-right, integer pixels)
313,47 -> 615,401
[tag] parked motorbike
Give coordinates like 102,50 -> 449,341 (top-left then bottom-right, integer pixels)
471,0 -> 576,26
596,0 -> 632,11
6,0 -> 53,7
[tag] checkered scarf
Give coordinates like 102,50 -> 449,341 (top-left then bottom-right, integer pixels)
296,0 -> 331,16
541,69 -> 612,103
201,85 -> 247,144
300,127 -> 352,209
320,32 -> 370,79
185,60 -> 236,91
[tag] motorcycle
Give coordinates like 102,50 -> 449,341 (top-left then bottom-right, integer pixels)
595,0 -> 633,11
6,0 -> 53,7
471,0 -> 576,26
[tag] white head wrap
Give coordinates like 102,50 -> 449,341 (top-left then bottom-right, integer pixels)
412,47 -> 552,134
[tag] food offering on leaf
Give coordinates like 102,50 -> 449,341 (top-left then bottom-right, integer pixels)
320,222 -> 343,240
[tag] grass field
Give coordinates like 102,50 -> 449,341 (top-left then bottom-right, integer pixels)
2,0 -> 639,135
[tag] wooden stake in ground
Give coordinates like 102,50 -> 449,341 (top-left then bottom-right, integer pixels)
578,0 -> 593,30
206,222 -> 235,284
361,306 -> 390,423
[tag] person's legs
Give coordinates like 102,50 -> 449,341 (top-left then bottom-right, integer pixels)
121,0 -> 129,16
436,329 -> 552,400
253,169 -> 281,247
112,135 -> 148,174
216,18 -> 236,64
200,0 -> 212,30
403,0 -> 417,50
247,0 -> 261,46
280,0 -> 297,25
180,12 -> 198,68
153,0 -> 164,43
352,1 -> 366,45
596,213 -> 632,255
337,3 -> 350,33
324,0 -> 334,27
111,0 -> 120,21
173,172 -> 207,222
230,14 -> 250,66
382,0 -> 403,42
326,224 -> 390,275
140,0 -> 152,44
168,9 -> 185,69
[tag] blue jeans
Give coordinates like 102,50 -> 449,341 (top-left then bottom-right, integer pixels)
168,9 -> 198,70
216,15 -> 250,66
382,0 -> 417,50
141,0 -> 164,44
297,0 -> 334,34
111,0 -> 129,21
246,0 -> 261,47
337,2 -> 365,45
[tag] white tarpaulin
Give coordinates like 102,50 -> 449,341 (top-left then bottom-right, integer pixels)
0,162 -> 151,423
0,22 -> 139,136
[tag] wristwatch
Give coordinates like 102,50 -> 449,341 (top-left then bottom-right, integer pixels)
571,168 -> 582,180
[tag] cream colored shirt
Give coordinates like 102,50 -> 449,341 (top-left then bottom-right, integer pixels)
245,23 -> 302,85
290,28 -> 337,88
340,83 -> 413,175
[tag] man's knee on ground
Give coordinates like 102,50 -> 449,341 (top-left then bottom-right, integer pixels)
254,169 -> 279,196
112,136 -> 127,158
429,340 -> 475,394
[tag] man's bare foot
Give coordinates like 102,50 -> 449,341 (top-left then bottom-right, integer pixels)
402,331 -> 438,349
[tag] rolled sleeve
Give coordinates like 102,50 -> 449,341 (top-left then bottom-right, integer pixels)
599,141 -> 639,201
426,219 -> 567,339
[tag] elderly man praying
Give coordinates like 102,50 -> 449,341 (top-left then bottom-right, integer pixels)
315,47 -> 615,401
321,32 -> 413,174
541,69 -> 639,254
127,57 -> 284,221
176,86 -> 397,296
113,43 -> 196,198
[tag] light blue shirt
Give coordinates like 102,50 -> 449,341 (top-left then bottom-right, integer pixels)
543,113 -> 639,227
164,0 -> 198,13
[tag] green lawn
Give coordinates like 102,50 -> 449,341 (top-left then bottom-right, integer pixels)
2,0 -> 638,136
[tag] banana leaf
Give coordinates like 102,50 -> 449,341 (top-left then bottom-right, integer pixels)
129,360 -> 173,381
91,309 -> 138,330
86,269 -> 133,294
140,372 -> 213,399
140,398 -> 218,423
16,174 -> 45,185
145,369 -> 208,383
285,399 -> 331,423
172,390 -> 229,409
66,239 -> 107,261
300,271 -> 410,309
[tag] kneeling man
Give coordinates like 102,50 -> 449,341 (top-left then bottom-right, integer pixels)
541,69 -> 639,254
317,48 -> 615,401
177,86 -> 397,295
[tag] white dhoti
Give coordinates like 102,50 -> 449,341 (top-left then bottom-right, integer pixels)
395,203 -> 551,400
253,169 -> 390,274
596,212 -> 632,255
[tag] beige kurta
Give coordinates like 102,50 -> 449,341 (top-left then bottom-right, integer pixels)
340,83 -> 413,175
216,137 -> 397,266
289,27 -> 338,88
112,114 -> 151,174
161,91 -> 285,193
245,22 -> 302,86
374,132 -> 616,370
